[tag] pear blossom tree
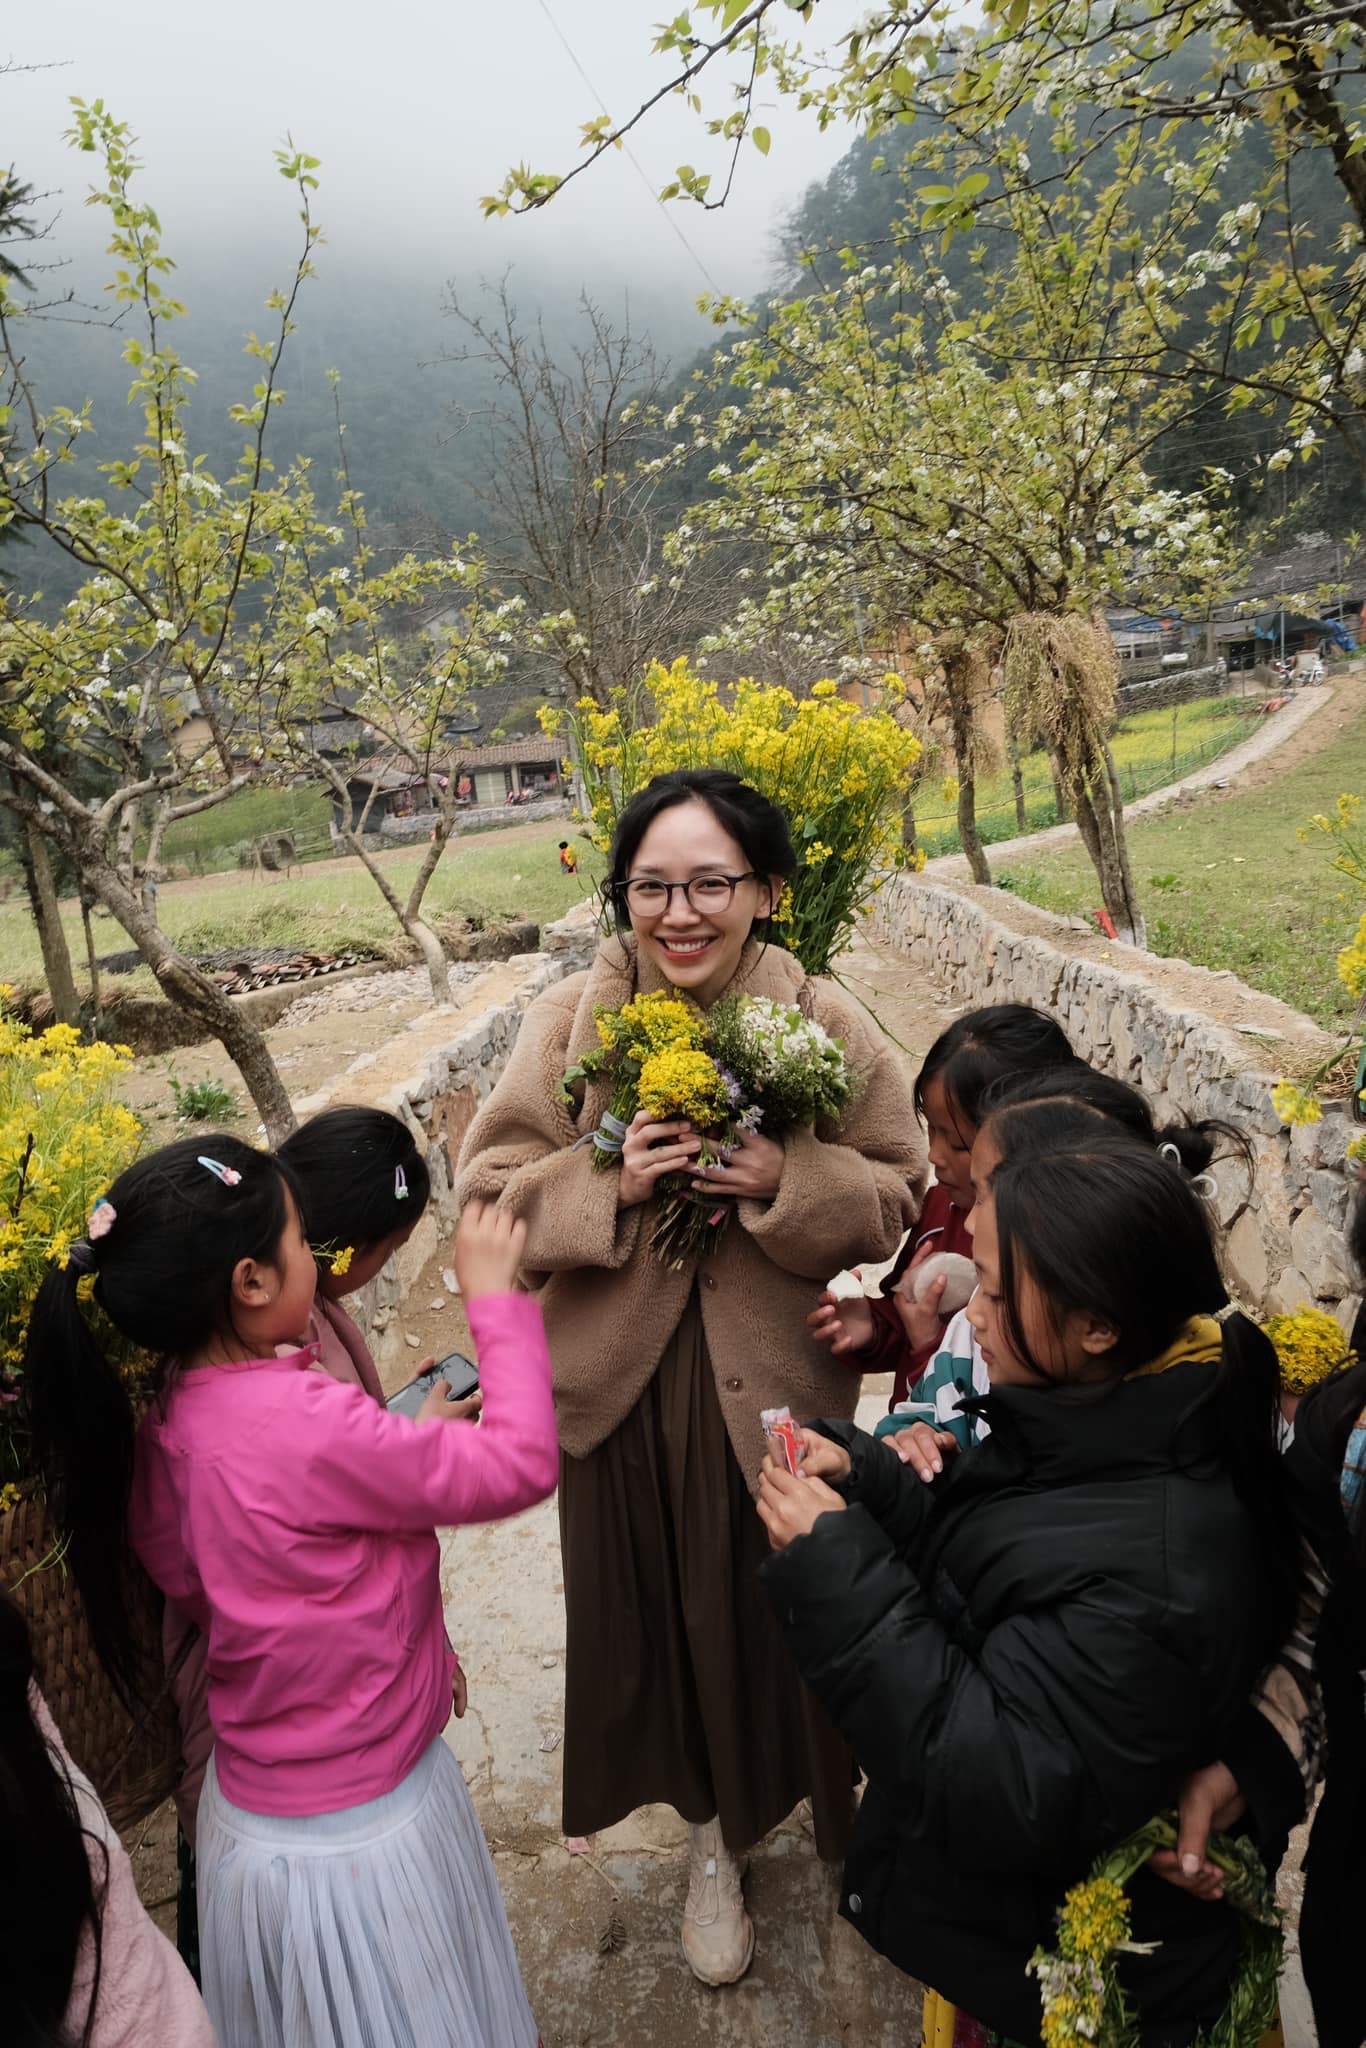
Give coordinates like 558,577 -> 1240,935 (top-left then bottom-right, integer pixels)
667,206 -> 1234,940
486,3 -> 1366,501
257,513 -> 523,1003
0,106 -> 501,1135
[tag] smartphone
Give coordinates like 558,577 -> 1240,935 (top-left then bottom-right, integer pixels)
386,1351 -> 480,1420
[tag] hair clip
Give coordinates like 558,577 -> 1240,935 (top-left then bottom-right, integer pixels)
87,1198 -> 117,1241
394,1166 -> 409,1201
1191,1171 -> 1219,1203
198,1156 -> 242,1188
1157,1142 -> 1182,1169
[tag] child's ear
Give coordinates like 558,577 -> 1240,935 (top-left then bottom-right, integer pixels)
231,1255 -> 274,1310
1078,1314 -> 1119,1359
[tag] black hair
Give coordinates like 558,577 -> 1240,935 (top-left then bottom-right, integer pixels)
915,1005 -> 1074,1135
988,1130 -> 1297,1645
559,840 -> 569,848
1,1590 -> 105,2047
605,769 -> 797,938
278,1107 -> 431,1274
24,1134 -> 301,1705
981,1062 -> 1253,1181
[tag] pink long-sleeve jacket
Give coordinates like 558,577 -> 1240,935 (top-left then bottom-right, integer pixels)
130,1292 -> 557,1818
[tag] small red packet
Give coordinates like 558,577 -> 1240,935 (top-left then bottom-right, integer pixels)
761,1404 -> 806,1476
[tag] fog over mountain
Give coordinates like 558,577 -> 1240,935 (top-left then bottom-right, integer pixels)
4,0 -> 867,554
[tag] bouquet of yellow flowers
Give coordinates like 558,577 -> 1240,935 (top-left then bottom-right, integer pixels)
0,996 -> 144,1490
563,988 -> 857,1266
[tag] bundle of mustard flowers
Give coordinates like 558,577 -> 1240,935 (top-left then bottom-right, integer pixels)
1028,1815 -> 1281,2048
1261,1301 -> 1356,1396
562,987 -> 857,1266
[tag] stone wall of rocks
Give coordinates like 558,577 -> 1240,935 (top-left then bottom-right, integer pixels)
341,900 -> 600,1362
330,796 -> 570,851
867,875 -> 1356,1322
1114,661 -> 1228,713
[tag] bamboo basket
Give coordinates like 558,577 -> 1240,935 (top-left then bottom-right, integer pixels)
1,1483 -> 182,1832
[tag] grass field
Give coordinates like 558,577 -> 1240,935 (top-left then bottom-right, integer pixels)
1000,697 -> 1366,1027
159,785 -> 335,871
915,694 -> 1262,857
0,823 -> 605,994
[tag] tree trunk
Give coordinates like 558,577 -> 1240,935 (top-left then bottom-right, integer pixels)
22,821 -> 80,1025
1049,754 -> 1070,824
1070,755 -> 1145,950
1006,728 -> 1028,834
80,892 -> 103,1036
331,816 -> 453,1006
1100,741 -> 1146,949
900,797 -> 920,861
947,695 -> 991,886
79,851 -> 297,1138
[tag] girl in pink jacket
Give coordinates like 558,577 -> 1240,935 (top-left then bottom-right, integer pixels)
170,1107 -> 482,1850
24,1133 -> 557,2048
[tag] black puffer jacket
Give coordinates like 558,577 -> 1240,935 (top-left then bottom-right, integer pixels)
760,1358 -> 1283,2046
1284,1359 -> 1366,2048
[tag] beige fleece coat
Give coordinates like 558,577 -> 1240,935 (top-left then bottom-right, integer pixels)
456,933 -> 927,1484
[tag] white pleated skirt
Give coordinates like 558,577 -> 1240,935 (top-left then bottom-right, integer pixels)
197,1739 -> 539,2048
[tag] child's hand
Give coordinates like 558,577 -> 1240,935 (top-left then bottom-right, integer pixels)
413,1359 -> 482,1423
757,1458 -> 846,1551
807,1289 -> 876,1356
452,1662 -> 468,1720
893,1281 -> 948,1351
892,1245 -> 950,1351
454,1200 -> 527,1301
885,1422 -> 959,1484
798,1428 -> 852,1484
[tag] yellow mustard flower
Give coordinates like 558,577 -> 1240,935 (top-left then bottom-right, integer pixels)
1271,1079 -> 1323,1126
1262,1303 -> 1355,1394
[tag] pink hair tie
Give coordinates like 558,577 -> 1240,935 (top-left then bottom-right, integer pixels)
87,1198 -> 116,1241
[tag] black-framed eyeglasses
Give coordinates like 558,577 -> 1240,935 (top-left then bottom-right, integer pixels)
617,872 -> 761,914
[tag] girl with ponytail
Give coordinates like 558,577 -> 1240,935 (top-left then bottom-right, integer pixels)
755,1126 -> 1294,2046
24,1133 -> 557,2048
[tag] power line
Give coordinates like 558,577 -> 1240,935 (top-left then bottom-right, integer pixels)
532,0 -> 725,298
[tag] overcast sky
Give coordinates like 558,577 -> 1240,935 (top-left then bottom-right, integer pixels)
6,1 -> 869,328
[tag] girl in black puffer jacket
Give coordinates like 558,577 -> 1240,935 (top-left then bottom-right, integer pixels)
758,1122 -> 1297,2048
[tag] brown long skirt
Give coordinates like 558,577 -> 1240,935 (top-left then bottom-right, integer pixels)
557,1294 -> 855,1860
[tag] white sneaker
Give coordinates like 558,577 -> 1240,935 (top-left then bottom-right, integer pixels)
680,1817 -> 754,1985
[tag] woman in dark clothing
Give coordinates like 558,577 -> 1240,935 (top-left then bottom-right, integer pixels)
757,1122 -> 1295,2047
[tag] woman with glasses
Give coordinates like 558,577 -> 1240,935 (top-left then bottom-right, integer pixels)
458,767 -> 925,1987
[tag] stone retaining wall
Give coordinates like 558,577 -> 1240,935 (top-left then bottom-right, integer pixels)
868,874 -> 1357,1323
1114,661 -> 1228,713
340,901 -> 600,1363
